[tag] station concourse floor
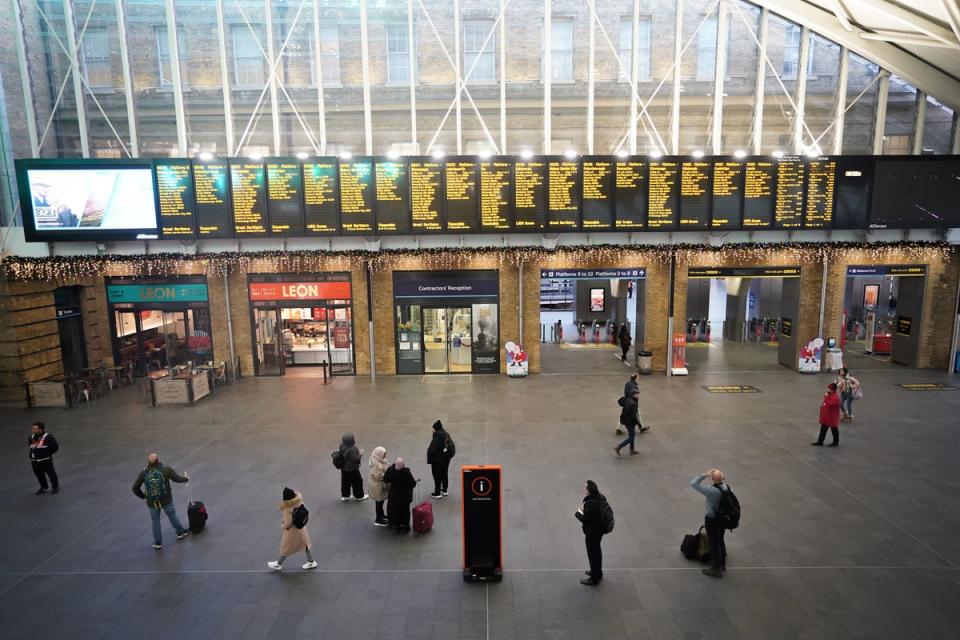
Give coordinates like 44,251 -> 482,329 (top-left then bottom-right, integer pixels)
1,365 -> 960,639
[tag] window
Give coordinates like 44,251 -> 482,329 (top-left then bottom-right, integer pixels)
618,16 -> 652,81
386,24 -> 410,84
310,25 -> 340,87
783,25 -> 813,79
232,27 -> 265,87
464,19 -> 496,83
83,28 -> 112,89
156,27 -> 172,87
696,16 -> 717,81
550,18 -> 574,81
882,135 -> 910,155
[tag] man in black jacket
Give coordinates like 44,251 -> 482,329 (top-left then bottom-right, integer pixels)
383,458 -> 417,534
615,391 -> 641,456
575,480 -> 608,586
616,375 -> 639,435
29,422 -> 60,495
131,453 -> 190,549
426,420 -> 454,499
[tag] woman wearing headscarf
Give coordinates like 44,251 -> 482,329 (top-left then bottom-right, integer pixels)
267,487 -> 317,571
383,457 -> 417,534
368,446 -> 390,527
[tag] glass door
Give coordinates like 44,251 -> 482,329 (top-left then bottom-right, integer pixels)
328,306 -> 355,375
396,304 -> 423,374
114,310 -> 142,373
447,307 -> 473,373
423,307 -> 448,373
254,307 -> 283,375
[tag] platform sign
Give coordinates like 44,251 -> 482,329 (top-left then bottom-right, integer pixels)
462,465 -> 503,581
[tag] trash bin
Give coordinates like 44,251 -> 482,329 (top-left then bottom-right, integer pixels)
637,350 -> 653,375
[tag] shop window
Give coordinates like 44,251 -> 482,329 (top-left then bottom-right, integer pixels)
619,16 -> 651,82
464,19 -> 496,83
386,23 -> 411,84
83,28 -> 112,89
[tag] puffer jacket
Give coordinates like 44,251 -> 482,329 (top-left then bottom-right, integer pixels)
339,433 -> 362,472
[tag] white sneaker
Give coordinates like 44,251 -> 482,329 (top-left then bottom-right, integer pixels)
354,494 -> 369,501
441,490 -> 449,496
267,561 -> 283,571
340,496 -> 350,501
302,561 -> 318,570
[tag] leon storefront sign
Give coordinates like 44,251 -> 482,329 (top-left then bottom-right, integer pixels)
249,281 -> 351,301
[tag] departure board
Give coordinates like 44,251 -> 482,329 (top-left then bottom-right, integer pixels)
581,158 -> 614,230
229,160 -> 268,236
514,159 -> 547,230
679,161 -> 711,229
410,158 -> 444,232
647,161 -> 679,230
374,159 -> 409,234
479,158 -> 512,231
711,161 -> 743,229
302,159 -> 340,234
547,159 -> 580,229
445,159 -> 478,232
742,161 -> 775,228
804,159 -> 836,228
339,159 -> 375,234
614,160 -> 647,229
192,160 -> 233,238
774,159 -> 805,229
833,157 -> 872,229
155,159 -> 196,238
266,158 -> 304,236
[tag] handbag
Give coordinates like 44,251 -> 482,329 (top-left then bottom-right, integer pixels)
852,384 -> 863,400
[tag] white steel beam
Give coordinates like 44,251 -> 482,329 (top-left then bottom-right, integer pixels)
827,0 -> 854,32
951,111 -> 960,153
859,31 -> 959,49
543,0 -> 551,154
115,0 -> 138,157
454,0 -> 462,154
265,0 -> 281,155
163,0 -> 188,155
831,46 -> 849,154
499,0 -> 506,152
872,70 -> 890,155
629,0 -> 639,154
750,6 -> 769,154
216,0 -> 235,156
359,0 -> 372,155
586,0 -> 594,155
13,0 -> 40,157
712,0 -> 728,155
62,0 -> 89,157
407,0 -> 417,153
792,26 -> 810,154
311,0 -> 326,154
671,0 -> 683,154
944,0 -> 960,45
911,90 -> 926,155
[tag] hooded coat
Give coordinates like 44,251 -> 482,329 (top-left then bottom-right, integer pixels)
339,433 -> 362,472
279,493 -> 312,556
427,426 -> 451,465
368,449 -> 390,502
383,464 -> 417,505
819,390 -> 841,428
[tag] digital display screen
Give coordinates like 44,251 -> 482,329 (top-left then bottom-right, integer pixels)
774,159 -> 805,229
581,158 -> 614,230
192,160 -> 233,238
804,159 -> 836,228
445,159 -> 478,232
647,161 -> 679,230
339,159 -> 376,234
303,159 -> 340,235
679,161 -> 711,229
374,159 -> 409,235
870,158 -> 960,228
742,161 -> 775,228
230,160 -> 268,236
479,159 -> 512,231
547,158 -> 580,229
614,160 -> 647,229
266,158 -> 304,236
155,159 -> 196,238
514,159 -> 547,230
833,157 -> 872,230
409,158 -> 444,232
711,161 -> 743,229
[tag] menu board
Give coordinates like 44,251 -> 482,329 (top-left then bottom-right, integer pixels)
374,159 -> 409,234
547,159 -> 580,229
155,159 -> 196,238
647,161 -> 679,230
192,160 -> 233,238
266,158 -> 304,236
229,160 -> 268,236
614,160 -> 647,229
804,160 -> 836,228
339,159 -> 375,234
774,159 -> 805,229
514,159 -> 547,230
833,157 -> 872,230
679,161 -> 711,229
581,158 -> 614,230
479,159 -> 512,231
742,161 -> 775,228
711,161 -> 743,229
302,159 -> 339,234
410,158 -> 444,232
445,159 -> 478,232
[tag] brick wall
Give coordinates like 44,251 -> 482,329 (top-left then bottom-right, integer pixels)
0,278 -> 61,407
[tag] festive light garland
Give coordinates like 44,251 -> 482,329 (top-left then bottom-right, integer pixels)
0,241 -> 953,281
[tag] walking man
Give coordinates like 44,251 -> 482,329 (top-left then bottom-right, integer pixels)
575,480 -> 609,586
427,420 -> 455,499
339,433 -> 368,501
131,453 -> 190,550
615,374 -> 639,435
29,422 -> 60,495
618,324 -> 632,362
615,391 -> 641,456
690,469 -> 728,577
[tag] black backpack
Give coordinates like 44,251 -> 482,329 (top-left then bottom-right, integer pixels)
600,501 -> 615,534
331,450 -> 345,470
292,503 -> 310,529
443,435 -> 456,459
716,485 -> 741,531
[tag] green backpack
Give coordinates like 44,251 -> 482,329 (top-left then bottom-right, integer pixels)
144,467 -> 168,505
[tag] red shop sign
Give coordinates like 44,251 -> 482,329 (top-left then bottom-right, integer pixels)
249,281 -> 351,301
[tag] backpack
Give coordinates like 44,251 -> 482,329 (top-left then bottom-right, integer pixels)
617,396 -> 626,407
443,435 -> 456,459
716,485 -> 741,531
600,500 -> 615,534
143,466 -> 168,504
292,503 -> 310,529
331,450 -> 345,470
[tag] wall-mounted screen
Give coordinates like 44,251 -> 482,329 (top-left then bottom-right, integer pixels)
870,158 -> 960,229
589,288 -> 604,312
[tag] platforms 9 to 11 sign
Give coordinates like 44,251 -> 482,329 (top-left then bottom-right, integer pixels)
15,155 -> 960,242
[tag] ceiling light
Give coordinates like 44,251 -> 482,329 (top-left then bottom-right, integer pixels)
806,147 -> 821,159
386,150 -> 400,160
431,149 -> 445,160
248,151 -> 262,161
615,149 -> 629,159
692,150 -> 704,158
772,149 -> 784,159
649,149 -> 662,159
340,151 -> 353,159
564,149 -> 578,159
520,149 -> 533,160
296,151 -> 308,160
197,152 -> 213,162
733,149 -> 746,159
478,150 -> 492,160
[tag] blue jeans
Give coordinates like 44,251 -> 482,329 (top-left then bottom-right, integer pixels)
617,423 -> 636,451
149,502 -> 186,545
841,393 -> 854,416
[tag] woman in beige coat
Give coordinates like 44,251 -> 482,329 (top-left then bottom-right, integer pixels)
267,487 -> 317,571
368,446 -> 390,527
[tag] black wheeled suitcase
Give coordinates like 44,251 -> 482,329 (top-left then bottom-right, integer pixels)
188,501 -> 208,533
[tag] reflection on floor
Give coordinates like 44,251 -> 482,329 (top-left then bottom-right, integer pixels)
684,339 -> 785,372
283,366 -> 331,378
540,342 -> 635,374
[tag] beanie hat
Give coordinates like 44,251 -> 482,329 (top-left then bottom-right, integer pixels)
282,487 -> 295,501
432,419 -> 443,431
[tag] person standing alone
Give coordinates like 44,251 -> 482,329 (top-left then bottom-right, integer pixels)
339,433 -> 368,501
131,453 -> 190,549
690,469 -> 729,578
575,480 -> 610,586
812,382 -> 842,447
427,420 -> 455,499
29,422 -> 60,495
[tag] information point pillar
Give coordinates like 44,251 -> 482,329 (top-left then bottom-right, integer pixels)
462,465 -> 502,582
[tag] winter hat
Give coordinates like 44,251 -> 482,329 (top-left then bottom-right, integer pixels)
585,480 -> 599,496
432,420 -> 443,431
828,383 -> 838,392
282,487 -> 295,501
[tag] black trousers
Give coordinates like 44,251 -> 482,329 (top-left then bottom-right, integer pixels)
704,516 -> 726,570
388,500 -> 411,531
621,344 -> 629,360
816,424 -> 840,445
340,470 -> 364,498
431,459 -> 450,494
585,532 -> 603,580
375,500 -> 386,522
32,459 -> 58,490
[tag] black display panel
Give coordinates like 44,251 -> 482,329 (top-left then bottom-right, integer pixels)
409,158 -> 444,232
647,161 -> 679,230
804,159 -> 836,229
339,158 -> 376,234
265,158 -> 304,236
302,159 -> 340,235
581,158 -> 614,230
445,158 -> 479,232
374,158 -> 409,235
711,161 -> 743,229
513,159 -> 547,230
833,157 -> 872,230
614,159 -> 647,229
479,158 -> 512,231
192,160 -> 233,238
679,161 -> 711,229
547,158 -> 580,229
230,160 -> 268,236
774,159 -> 805,229
155,159 -> 196,238
870,158 -> 960,228
462,465 -> 502,577
742,160 -> 775,228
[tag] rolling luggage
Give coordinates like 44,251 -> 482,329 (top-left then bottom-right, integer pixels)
412,479 -> 433,535
188,501 -> 208,533
680,526 -> 710,562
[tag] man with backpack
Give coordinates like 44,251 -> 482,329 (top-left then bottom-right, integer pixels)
575,480 -> 613,586
427,419 -> 455,499
131,453 -> 190,550
336,433 -> 368,501
689,468 -> 739,578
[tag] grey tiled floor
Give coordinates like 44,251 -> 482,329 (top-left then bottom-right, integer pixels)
1,364 -> 959,639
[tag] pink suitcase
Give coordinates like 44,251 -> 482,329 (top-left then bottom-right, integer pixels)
412,480 -> 433,535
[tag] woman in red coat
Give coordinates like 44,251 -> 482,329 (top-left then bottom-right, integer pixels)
812,383 -> 842,447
